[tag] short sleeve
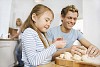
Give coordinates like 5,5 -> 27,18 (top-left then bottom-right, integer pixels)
46,29 -> 54,42
77,30 -> 84,40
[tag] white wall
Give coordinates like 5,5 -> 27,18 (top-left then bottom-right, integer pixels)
42,0 -> 83,28
9,0 -> 36,28
83,0 -> 100,48
1,0 -> 100,48
0,0 -> 82,38
9,0 -> 82,28
0,0 -> 12,38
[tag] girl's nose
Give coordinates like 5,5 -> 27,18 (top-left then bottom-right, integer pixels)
47,22 -> 51,26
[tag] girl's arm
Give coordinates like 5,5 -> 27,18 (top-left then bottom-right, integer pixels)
22,29 -> 57,66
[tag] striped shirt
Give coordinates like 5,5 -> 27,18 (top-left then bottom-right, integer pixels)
21,28 -> 57,67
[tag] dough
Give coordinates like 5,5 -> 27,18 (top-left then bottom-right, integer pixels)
64,52 -> 72,60
82,55 -> 95,63
73,54 -> 82,61
59,54 -> 64,59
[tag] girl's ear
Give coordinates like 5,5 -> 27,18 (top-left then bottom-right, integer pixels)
32,13 -> 37,22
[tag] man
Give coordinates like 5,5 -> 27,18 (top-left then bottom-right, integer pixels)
46,5 -> 100,60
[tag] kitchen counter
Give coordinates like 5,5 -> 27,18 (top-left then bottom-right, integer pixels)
0,38 -> 18,47
0,38 -> 17,41
0,39 -> 17,67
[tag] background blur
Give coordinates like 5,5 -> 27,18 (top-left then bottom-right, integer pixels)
0,0 -> 100,49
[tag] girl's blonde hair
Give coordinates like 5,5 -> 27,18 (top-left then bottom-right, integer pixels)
16,18 -> 22,27
21,4 -> 54,48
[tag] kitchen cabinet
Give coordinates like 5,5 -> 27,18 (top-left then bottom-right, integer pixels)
0,39 -> 17,67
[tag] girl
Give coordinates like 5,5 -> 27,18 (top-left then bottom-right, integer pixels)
13,18 -> 24,67
11,18 -> 23,39
21,4 -> 66,67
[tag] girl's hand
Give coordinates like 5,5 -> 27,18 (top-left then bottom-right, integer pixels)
53,37 -> 63,43
53,39 -> 66,49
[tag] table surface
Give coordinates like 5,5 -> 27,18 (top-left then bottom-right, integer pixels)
38,62 -> 65,67
38,61 -> 100,67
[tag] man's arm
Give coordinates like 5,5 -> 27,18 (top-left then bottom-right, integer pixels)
79,38 -> 100,57
79,38 -> 92,48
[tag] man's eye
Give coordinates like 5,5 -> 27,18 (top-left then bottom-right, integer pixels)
68,17 -> 72,19
74,18 -> 77,21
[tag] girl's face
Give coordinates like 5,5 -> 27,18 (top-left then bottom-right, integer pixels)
33,11 -> 53,32
16,20 -> 22,26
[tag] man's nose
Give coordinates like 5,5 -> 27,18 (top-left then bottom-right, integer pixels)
71,18 -> 75,23
70,19 -> 75,24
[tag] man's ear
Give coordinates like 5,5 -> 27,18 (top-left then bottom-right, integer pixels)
32,13 -> 37,22
60,15 -> 63,22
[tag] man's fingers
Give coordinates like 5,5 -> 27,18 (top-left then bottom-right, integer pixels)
95,50 -> 100,57
79,46 -> 87,50
89,47 -> 96,56
87,45 -> 93,54
71,48 -> 82,56
92,49 -> 100,57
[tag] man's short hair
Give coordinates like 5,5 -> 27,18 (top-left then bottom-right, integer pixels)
61,5 -> 79,17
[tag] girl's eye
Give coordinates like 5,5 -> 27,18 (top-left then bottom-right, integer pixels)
46,19 -> 49,22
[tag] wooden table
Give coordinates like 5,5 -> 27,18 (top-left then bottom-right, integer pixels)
38,62 -> 67,67
55,57 -> 100,67
38,61 -> 100,67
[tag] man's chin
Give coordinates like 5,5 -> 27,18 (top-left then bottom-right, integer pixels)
68,27 -> 72,30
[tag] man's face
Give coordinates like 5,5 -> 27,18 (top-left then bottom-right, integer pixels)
61,11 -> 78,30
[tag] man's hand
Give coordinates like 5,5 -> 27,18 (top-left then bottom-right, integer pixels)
71,45 -> 87,56
87,45 -> 100,57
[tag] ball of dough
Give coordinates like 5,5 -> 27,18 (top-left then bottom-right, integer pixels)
64,52 -> 72,60
73,54 -> 82,61
59,54 -> 64,59
93,55 -> 100,64
81,54 -> 88,62
82,54 -> 94,63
